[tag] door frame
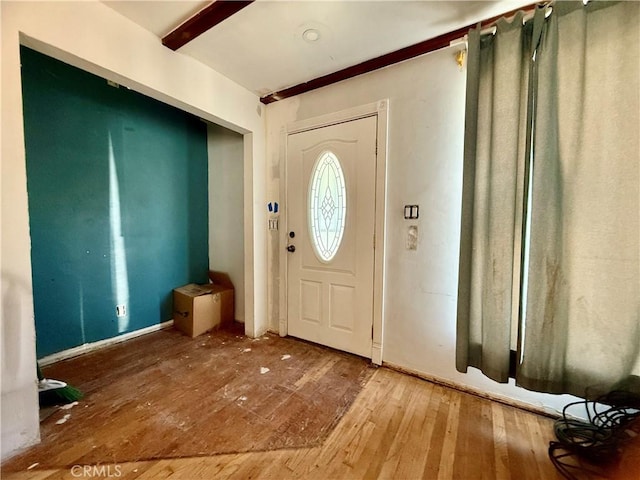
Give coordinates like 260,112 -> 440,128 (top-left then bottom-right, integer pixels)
279,100 -> 388,365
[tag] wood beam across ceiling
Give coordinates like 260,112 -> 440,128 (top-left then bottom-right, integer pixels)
260,2 -> 537,104
162,0 -> 255,51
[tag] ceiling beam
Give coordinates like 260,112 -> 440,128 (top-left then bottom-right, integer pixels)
260,3 -> 537,105
162,0 -> 255,51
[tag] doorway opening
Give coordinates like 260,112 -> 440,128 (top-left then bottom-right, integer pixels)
20,45 -> 245,416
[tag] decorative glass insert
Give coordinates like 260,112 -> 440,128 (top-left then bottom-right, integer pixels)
308,150 -> 347,262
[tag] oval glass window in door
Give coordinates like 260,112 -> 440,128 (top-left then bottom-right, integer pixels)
308,150 -> 347,262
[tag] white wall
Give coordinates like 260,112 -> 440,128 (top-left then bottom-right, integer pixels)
266,47 -> 579,414
208,124 -> 245,322
1,1 -> 267,459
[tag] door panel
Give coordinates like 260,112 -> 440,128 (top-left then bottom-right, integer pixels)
286,116 -> 377,357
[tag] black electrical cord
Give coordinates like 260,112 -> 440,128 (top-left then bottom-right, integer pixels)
548,441 -> 611,480
548,387 -> 640,480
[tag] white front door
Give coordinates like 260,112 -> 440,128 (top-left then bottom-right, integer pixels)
286,116 -> 377,358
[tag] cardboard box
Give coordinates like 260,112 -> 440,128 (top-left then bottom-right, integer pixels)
173,276 -> 234,338
208,271 -> 234,327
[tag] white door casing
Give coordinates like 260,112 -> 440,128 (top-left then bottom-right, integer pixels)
286,115 -> 377,358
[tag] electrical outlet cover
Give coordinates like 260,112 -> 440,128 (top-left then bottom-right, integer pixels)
407,225 -> 418,250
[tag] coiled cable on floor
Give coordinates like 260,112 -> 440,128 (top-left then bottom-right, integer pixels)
548,381 -> 640,480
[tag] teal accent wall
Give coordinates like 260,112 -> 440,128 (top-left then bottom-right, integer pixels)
20,47 -> 209,358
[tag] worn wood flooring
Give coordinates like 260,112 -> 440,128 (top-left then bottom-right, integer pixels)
3,326 -> 638,479
3,324 -> 373,470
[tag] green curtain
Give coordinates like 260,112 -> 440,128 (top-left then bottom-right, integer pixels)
457,1 -> 640,397
456,11 -> 534,383
519,1 -> 640,397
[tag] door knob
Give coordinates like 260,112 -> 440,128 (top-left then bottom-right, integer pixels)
287,245 -> 296,253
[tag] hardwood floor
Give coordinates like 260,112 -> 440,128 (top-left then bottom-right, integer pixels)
5,326 -> 373,468
5,328 -> 635,479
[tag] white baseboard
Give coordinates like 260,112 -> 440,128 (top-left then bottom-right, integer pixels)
371,342 -> 383,366
382,361 -> 562,419
38,320 -> 174,366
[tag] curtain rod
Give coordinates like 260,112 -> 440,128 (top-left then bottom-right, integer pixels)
486,5 -> 553,35
450,1 -> 555,48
